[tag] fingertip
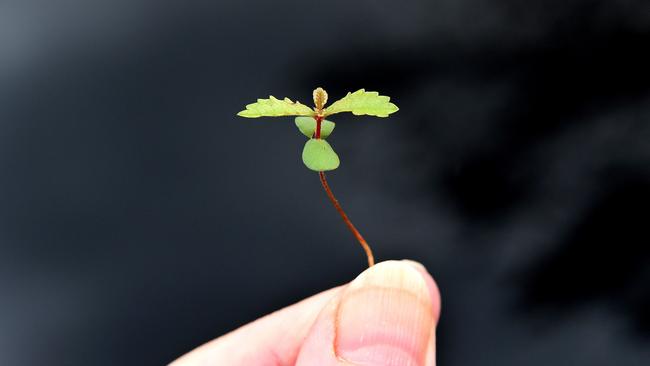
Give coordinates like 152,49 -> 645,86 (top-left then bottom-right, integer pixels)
297,260 -> 441,366
400,259 -> 442,322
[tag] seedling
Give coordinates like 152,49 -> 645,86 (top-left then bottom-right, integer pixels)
237,88 -> 398,267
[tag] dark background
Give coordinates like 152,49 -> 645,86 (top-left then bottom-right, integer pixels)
1,1 -> 649,365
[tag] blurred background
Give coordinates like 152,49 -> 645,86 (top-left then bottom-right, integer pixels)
1,0 -> 649,365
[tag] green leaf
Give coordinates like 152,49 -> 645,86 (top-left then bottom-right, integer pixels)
302,139 -> 340,171
237,96 -> 315,118
295,117 -> 335,139
324,89 -> 399,117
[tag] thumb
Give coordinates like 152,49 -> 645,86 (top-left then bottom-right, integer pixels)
296,260 -> 441,366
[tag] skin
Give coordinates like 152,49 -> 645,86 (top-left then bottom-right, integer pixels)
170,260 -> 441,366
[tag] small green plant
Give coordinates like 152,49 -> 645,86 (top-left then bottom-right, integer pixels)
238,88 -> 398,267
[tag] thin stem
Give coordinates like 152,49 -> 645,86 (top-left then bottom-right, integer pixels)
318,171 -> 375,267
315,115 -> 322,139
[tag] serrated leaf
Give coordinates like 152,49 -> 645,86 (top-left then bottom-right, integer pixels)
302,139 -> 340,171
237,96 -> 315,118
324,89 -> 399,117
295,117 -> 335,139
313,87 -> 328,110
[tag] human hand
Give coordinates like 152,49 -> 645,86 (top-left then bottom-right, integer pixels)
170,260 -> 441,366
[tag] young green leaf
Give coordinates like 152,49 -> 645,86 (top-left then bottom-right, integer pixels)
324,89 -> 399,117
237,96 -> 315,118
302,139 -> 340,171
295,117 -> 335,139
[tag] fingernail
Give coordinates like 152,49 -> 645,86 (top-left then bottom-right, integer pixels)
335,261 -> 435,366
401,259 -> 427,272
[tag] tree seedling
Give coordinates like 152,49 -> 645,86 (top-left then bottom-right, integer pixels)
237,88 -> 398,267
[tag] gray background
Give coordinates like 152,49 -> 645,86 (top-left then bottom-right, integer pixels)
1,0 -> 649,365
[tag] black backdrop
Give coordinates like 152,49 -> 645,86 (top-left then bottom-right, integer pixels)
1,1 -> 649,365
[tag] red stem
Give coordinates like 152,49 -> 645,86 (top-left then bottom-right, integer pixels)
318,171 -> 375,267
315,115 -> 322,138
